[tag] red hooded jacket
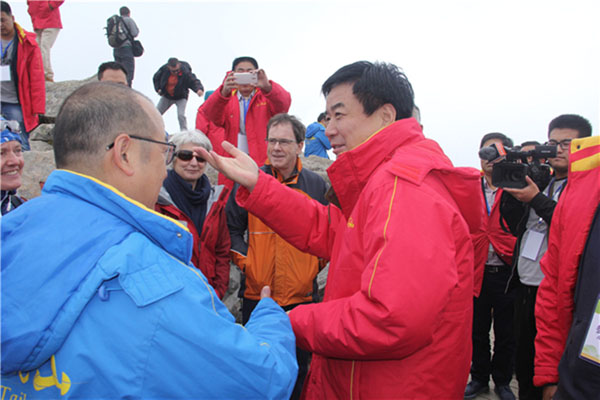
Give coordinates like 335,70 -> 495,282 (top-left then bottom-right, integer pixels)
11,23 -> 45,133
237,118 -> 485,399
534,136 -> 600,387
27,1 -> 64,29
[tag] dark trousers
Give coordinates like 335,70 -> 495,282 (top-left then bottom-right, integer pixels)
471,265 -> 516,386
515,283 -> 543,400
242,298 -> 311,400
113,46 -> 134,87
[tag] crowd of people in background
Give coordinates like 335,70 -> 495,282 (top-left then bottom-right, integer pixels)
1,2 -> 599,400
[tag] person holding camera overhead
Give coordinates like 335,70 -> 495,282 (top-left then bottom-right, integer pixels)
198,56 -> 291,188
466,132 -> 518,400
500,114 -> 592,400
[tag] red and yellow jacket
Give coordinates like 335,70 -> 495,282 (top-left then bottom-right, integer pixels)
227,159 -> 328,306
236,118 -> 485,399
11,23 -> 45,133
534,136 -> 600,387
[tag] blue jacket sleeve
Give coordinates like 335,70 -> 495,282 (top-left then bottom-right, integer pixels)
142,265 -> 298,399
316,128 -> 331,150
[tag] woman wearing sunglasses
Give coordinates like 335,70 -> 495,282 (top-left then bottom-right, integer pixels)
155,130 -> 231,298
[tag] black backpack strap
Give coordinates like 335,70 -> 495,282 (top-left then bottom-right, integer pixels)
119,16 -> 135,42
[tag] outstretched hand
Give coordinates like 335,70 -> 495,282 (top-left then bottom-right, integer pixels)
193,141 -> 259,191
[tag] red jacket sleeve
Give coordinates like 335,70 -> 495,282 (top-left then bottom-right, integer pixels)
289,182 -> 464,360
237,171 -> 338,261
262,81 -> 291,115
211,205 -> 231,299
28,44 -> 46,116
201,80 -> 231,129
533,203 -> 563,387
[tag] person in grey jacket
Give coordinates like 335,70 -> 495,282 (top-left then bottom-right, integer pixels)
113,6 -> 138,87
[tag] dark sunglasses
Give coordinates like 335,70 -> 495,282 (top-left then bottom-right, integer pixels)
175,150 -> 205,162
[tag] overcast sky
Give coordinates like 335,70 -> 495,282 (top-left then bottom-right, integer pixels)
10,0 -> 599,168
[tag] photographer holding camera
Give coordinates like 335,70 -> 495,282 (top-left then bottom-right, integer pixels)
466,132 -> 518,400
500,114 -> 592,400
199,56 -> 291,189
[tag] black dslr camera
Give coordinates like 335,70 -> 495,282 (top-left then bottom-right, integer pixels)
478,143 -> 556,190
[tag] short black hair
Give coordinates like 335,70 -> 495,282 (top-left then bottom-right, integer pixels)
1,1 -> 12,15
317,112 -> 327,123
480,132 -> 513,149
548,114 -> 592,138
232,56 -> 258,71
520,140 -> 541,148
53,82 -> 155,168
97,61 -> 127,80
322,61 -> 414,121
267,113 -> 305,143
119,6 -> 130,16
167,57 -> 179,68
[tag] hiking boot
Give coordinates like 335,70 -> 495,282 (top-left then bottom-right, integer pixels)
494,385 -> 516,400
464,380 -> 489,399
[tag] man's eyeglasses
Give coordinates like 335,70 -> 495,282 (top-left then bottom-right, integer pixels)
174,150 -> 205,163
106,135 -> 176,164
265,138 -> 297,146
545,139 -> 572,150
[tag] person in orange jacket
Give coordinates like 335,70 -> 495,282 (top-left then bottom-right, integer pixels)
0,1 -> 45,151
27,0 -> 64,82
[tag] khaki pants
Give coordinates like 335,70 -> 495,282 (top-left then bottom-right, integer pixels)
35,28 -> 60,81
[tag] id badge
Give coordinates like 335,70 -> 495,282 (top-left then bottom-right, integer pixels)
0,65 -> 10,81
521,230 -> 545,261
580,295 -> 600,367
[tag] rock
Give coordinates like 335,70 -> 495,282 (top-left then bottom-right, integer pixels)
29,124 -> 54,143
300,154 -> 333,184
44,76 -> 97,117
20,150 -> 56,200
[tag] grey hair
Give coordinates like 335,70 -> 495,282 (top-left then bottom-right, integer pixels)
169,129 -> 212,152
168,130 -> 212,167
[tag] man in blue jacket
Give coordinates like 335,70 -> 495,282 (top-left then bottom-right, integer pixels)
0,82 -> 297,399
304,112 -> 331,159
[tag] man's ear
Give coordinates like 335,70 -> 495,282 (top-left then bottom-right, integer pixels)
380,103 -> 397,126
110,134 -> 135,177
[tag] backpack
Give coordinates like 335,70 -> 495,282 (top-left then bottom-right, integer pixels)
105,15 -> 125,48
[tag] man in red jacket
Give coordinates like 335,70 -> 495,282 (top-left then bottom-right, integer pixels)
534,135 -> 600,400
0,1 -> 45,151
465,132 -> 518,400
197,61 -> 485,399
199,56 -> 291,188
27,0 -> 63,82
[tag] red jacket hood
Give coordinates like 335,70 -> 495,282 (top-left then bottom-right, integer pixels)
327,118 -> 484,234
